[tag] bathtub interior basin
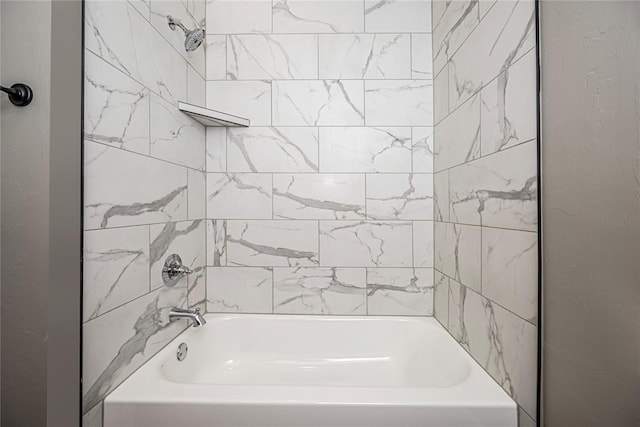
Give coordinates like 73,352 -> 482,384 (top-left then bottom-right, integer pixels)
104,314 -> 517,427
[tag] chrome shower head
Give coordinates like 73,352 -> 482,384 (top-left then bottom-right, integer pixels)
167,15 -> 205,52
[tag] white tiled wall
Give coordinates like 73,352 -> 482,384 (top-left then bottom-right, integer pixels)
431,0 -> 538,424
204,0 -> 434,317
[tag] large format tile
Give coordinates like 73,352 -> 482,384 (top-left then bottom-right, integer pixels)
434,222 -> 481,292
206,220 -> 227,266
188,169 -> 206,220
84,51 -> 149,155
434,170 -> 450,221
367,268 -> 433,315
433,65 -> 449,123
413,220 -> 434,268
273,0 -> 364,33
187,65 -> 206,106
205,35 -> 227,80
319,127 -> 412,173
364,0 -> 431,33
274,267 -> 366,315
319,221 -> 413,267
274,174 -> 365,220
227,35 -> 318,80
412,34 -> 433,80
206,0 -> 272,34
273,80 -> 364,126
84,142 -> 187,230
366,174 -> 433,220
448,140 -> 537,231
432,0 -> 479,75
206,128 -> 226,173
227,220 -> 319,266
319,34 -> 411,79
433,270 -> 449,326
227,127 -> 319,173
412,127 -> 434,173
365,80 -> 433,126
83,226 -> 150,322
207,173 -> 273,219
206,81 -> 272,126
434,94 -> 480,172
206,267 -> 273,313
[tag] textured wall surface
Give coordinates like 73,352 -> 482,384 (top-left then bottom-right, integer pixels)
82,0 -> 206,422
203,0 -> 435,316
541,1 -> 640,426
431,0 -> 538,424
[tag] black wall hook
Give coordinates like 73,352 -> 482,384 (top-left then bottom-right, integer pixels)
1,83 -> 33,107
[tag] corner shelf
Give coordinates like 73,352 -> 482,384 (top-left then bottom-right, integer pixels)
178,101 -> 250,127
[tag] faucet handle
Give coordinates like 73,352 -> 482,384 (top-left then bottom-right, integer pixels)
162,254 -> 193,287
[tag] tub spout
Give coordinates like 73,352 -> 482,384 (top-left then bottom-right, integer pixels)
169,307 -> 207,327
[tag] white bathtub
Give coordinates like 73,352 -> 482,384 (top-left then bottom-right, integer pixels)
104,314 -> 517,427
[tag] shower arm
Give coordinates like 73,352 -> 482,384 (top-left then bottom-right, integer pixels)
167,16 -> 190,36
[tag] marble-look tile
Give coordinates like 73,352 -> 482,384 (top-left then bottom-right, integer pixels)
149,220 -> 206,291
318,34 -> 411,79
478,0 -> 497,18
273,0 -> 364,33
206,80 -> 272,125
364,0 -> 431,33
431,0 -> 447,29
319,127 -> 412,173
205,35 -> 227,80
434,170 -> 450,221
274,174 -> 365,220
227,220 -> 319,266
188,169 -> 206,220
85,0 -> 187,103
412,127 -> 434,173
433,65 -> 449,124
273,80 -> 364,126
274,267 -> 366,315
206,267 -> 273,313
84,51 -> 149,155
448,140 -> 537,231
83,226 -> 150,322
449,0 -> 535,111
187,0 -> 206,24
128,0 -> 150,20
188,265 -> 206,311
84,142 -> 187,230
83,285 -> 187,412
228,34 -> 318,80
207,173 -> 273,219
482,227 -> 537,323
150,0 -> 205,76
433,270 -> 448,326
447,277 -> 464,340
411,34 -> 433,79
367,268 -> 433,315
206,127 -> 227,173
187,65 -> 206,106
413,221 -> 434,267
432,0 -> 479,75
434,94 -> 480,172
206,0 -> 272,34
453,285 -> 538,417
206,220 -> 227,266
519,407 -> 536,427
434,222 -> 481,292
150,93 -> 206,170
319,221 -> 413,267
365,80 -> 433,126
366,174 -> 433,220
227,127 -> 319,172
83,402 -> 103,427
481,49 -> 537,156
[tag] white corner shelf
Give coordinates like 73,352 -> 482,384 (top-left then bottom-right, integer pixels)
178,101 -> 250,127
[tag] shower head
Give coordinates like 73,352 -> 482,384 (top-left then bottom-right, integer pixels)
167,16 -> 205,52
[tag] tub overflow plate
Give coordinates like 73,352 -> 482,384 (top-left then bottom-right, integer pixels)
177,342 -> 188,361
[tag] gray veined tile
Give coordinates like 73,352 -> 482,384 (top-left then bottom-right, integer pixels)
84,50 -> 150,155
319,34 -> 411,79
206,0 -> 272,34
205,35 -> 227,80
434,170 -> 450,221
273,80 -> 364,126
188,264 -> 206,311
412,127 -> 434,173
433,64 -> 449,124
432,0 -> 479,76
206,173 -> 273,219
83,401 -> 103,427
227,127 -> 319,173
319,127 -> 412,173
273,0 -> 364,34
482,227 -> 538,323
434,93 -> 480,172
274,174 -> 366,220
365,80 -> 433,126
434,222 -> 481,292
433,270 -> 449,327
187,169 -> 206,220
319,221 -> 413,267
206,127 -> 226,173
84,141 -> 187,230
413,220 -> 434,268
206,219 -> 227,266
274,267 -> 366,315
366,173 -> 433,220
150,93 -> 206,171
207,267 -> 273,313
367,268 -> 434,316
447,277 -> 465,342
187,0 -> 206,25
227,34 -> 318,80
226,220 -> 319,266
206,80 -> 272,126
411,34 -> 433,80
83,226 -> 150,322
448,140 -> 537,231
365,0 -> 432,33
187,65 -> 206,106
